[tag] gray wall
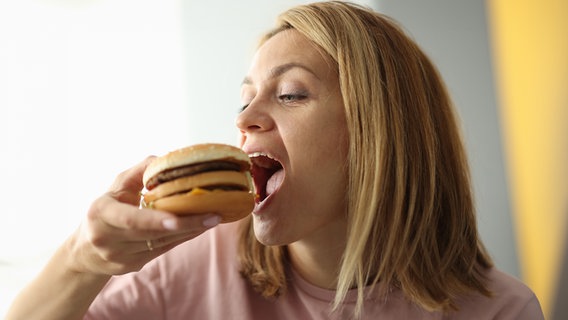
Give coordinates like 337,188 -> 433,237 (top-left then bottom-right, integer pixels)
375,0 -> 519,276
552,218 -> 568,319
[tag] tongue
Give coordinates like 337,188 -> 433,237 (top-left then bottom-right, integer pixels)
266,169 -> 284,196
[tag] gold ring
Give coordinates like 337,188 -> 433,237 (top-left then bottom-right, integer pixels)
146,239 -> 154,251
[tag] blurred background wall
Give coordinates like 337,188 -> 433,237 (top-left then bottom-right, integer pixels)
0,0 -> 565,318
486,0 -> 568,317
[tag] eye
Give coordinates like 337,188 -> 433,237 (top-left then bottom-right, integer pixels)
278,93 -> 307,103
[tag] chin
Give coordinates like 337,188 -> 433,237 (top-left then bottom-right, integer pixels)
252,215 -> 294,246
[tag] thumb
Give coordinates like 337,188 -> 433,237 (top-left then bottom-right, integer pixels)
108,156 -> 156,205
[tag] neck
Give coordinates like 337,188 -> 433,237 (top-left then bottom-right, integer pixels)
287,219 -> 346,289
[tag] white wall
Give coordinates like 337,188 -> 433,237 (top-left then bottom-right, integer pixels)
0,0 -> 374,315
180,0 -> 376,146
0,0 -> 191,314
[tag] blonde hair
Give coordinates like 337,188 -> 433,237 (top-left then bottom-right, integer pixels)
238,0 -> 492,316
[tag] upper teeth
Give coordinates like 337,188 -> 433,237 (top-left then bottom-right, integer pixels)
248,152 -> 275,159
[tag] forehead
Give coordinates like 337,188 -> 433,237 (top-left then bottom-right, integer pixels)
246,29 -> 335,80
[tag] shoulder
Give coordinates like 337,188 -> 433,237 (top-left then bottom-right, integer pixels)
451,268 -> 544,320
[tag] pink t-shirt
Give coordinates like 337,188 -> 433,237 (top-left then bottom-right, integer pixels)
85,222 -> 543,319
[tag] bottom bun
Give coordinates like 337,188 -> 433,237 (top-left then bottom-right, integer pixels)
151,189 -> 254,223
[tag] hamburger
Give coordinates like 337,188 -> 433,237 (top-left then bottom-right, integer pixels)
141,143 -> 255,223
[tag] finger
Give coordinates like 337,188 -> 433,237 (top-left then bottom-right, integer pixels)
108,156 -> 156,205
93,226 -> 209,271
94,218 -> 215,271
134,230 -> 206,253
130,234 -> 201,266
92,197 -> 172,231
99,210 -> 220,244
92,194 -> 221,236
108,209 -> 220,241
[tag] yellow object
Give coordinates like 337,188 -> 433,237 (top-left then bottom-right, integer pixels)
190,187 -> 208,195
487,0 -> 568,317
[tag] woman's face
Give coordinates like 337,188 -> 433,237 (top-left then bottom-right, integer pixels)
236,29 -> 349,246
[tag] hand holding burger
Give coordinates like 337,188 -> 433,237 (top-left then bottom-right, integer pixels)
141,143 -> 255,223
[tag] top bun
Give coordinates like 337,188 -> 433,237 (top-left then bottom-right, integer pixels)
142,143 -> 251,187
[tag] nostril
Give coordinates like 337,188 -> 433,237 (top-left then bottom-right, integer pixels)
236,114 -> 271,133
248,124 -> 262,130
235,108 -> 257,132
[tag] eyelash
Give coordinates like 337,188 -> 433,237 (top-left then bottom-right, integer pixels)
278,93 -> 307,103
239,92 -> 308,113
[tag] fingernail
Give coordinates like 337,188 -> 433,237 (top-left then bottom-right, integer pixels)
203,215 -> 220,228
162,218 -> 178,230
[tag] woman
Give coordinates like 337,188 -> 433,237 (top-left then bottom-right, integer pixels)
7,1 -> 543,319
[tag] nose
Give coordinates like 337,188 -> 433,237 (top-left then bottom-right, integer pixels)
235,99 -> 274,136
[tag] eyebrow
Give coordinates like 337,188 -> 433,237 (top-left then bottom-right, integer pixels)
241,62 -> 319,86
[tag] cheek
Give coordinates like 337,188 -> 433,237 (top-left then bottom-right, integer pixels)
303,117 -> 348,160
289,118 -> 348,188
287,111 -> 346,147
280,100 -> 348,174
237,132 -> 246,148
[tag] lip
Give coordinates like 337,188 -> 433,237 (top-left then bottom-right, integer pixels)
244,147 -> 285,215
252,189 -> 275,215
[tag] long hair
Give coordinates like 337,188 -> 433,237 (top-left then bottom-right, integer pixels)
238,1 -> 493,315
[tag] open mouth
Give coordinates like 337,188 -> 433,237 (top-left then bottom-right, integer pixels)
249,152 -> 284,203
